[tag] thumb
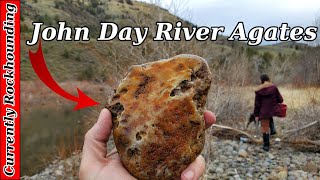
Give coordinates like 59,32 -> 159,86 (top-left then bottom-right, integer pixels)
181,155 -> 206,180
82,109 -> 113,163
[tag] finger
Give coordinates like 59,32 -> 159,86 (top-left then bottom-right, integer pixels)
181,155 -> 206,180
82,109 -> 113,163
204,110 -> 216,129
88,108 -> 113,142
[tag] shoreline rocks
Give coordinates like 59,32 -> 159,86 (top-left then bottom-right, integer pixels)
22,137 -> 320,180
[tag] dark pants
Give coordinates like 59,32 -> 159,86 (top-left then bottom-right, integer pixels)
269,117 -> 276,134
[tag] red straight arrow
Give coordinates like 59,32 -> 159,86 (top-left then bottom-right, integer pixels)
28,41 -> 99,110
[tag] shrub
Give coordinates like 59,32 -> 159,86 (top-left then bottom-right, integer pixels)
96,6 -> 105,14
126,0 -> 133,5
246,47 -> 258,59
86,7 -> 96,15
36,14 -> 53,25
62,49 -> 70,59
90,0 -> 99,8
78,66 -> 94,80
261,51 -> 274,62
75,54 -> 81,61
54,15 -> 59,22
43,48 -> 48,54
64,0 -> 72,4
105,14 -> 112,20
207,86 -> 250,129
54,0 -> 64,8
21,24 -> 29,32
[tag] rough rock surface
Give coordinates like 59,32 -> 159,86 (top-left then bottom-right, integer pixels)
106,54 -> 212,179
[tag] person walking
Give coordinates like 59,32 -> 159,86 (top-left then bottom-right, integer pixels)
254,74 -> 283,151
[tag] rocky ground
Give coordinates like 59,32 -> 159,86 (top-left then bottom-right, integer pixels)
22,136 -> 320,180
21,152 -> 81,180
204,137 -> 320,180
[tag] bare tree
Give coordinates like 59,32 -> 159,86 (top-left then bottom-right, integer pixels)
166,0 -> 193,21
144,0 -> 193,21
147,0 -> 163,7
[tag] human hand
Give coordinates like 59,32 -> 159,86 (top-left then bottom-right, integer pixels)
79,109 -> 216,180
255,117 -> 259,122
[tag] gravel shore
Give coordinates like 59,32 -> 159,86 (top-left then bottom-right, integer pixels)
22,136 -> 320,180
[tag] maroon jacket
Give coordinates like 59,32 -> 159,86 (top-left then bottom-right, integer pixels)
254,82 -> 283,119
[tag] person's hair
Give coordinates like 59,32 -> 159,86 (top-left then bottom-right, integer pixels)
260,74 -> 270,84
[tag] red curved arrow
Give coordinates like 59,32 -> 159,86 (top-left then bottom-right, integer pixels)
28,41 -> 99,110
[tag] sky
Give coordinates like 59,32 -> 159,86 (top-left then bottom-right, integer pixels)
139,0 -> 320,36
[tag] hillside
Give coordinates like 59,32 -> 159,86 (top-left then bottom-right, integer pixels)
270,41 -> 309,50
21,0 -> 190,81
21,0 -> 303,83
